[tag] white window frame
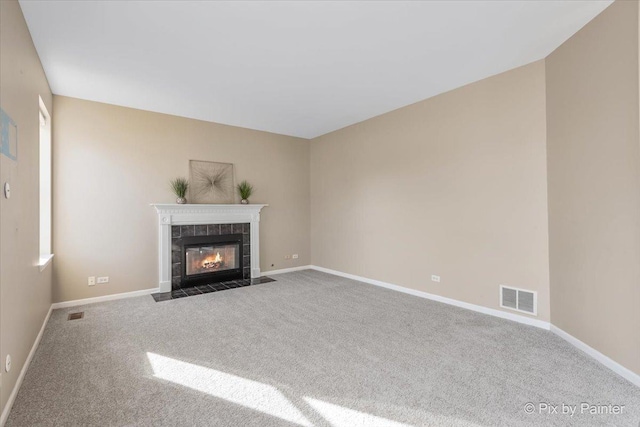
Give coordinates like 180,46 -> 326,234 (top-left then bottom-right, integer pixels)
38,96 -> 53,271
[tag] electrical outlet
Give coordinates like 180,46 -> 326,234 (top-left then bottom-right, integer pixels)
88,276 -> 96,286
284,255 -> 291,260
97,276 -> 109,284
292,254 -> 299,259
5,354 -> 11,372
431,275 -> 441,283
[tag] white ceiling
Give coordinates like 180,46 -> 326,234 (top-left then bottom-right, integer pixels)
20,0 -> 612,139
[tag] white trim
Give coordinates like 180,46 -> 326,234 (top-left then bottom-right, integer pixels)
261,265 -> 312,276
38,96 -> 52,260
0,306 -> 52,426
151,204 -> 268,292
37,254 -> 54,272
1,271 -> 636,427
1,287 -> 159,423
309,265 -> 550,330
306,266 -> 640,387
51,288 -> 159,309
550,325 -> 640,388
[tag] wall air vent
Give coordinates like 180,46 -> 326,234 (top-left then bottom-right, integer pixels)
500,286 -> 537,316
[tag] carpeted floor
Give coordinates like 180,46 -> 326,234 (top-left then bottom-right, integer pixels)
7,270 -> 640,426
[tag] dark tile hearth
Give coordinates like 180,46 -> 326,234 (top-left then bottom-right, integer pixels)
152,277 -> 276,302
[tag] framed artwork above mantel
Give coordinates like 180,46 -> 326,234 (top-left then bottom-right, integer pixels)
188,160 -> 235,204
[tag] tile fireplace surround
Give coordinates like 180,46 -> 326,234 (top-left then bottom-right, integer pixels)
171,222 -> 251,289
151,204 -> 268,293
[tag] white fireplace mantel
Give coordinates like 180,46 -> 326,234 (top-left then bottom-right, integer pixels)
151,204 -> 268,293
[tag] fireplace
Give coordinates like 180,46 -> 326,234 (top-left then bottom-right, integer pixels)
185,242 -> 238,276
170,223 -> 251,290
175,232 -> 245,288
152,204 -> 266,293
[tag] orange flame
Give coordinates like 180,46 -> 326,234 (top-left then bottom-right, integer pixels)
202,252 -> 222,268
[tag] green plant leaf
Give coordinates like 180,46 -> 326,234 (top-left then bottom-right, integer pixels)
170,177 -> 189,198
237,180 -> 254,199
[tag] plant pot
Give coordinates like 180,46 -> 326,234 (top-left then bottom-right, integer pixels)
241,199 -> 249,205
176,197 -> 187,204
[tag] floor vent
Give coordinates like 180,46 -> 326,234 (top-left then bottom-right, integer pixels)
68,312 -> 84,320
500,286 -> 537,316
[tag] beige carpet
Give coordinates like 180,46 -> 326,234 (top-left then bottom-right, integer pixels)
7,270 -> 640,426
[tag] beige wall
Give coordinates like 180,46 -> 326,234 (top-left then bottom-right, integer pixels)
546,0 -> 640,375
52,96 -> 310,302
22,0 -> 637,387
310,61 -> 550,321
0,0 -> 53,415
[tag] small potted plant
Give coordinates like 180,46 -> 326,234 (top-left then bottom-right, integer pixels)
170,178 -> 189,204
237,180 -> 254,204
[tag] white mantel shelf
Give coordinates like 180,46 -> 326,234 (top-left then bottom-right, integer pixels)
151,204 -> 268,293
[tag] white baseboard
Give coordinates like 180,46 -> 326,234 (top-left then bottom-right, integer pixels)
1,287 -> 159,424
307,265 -> 640,388
262,265 -> 312,276
0,305 -> 53,427
2,270 -> 635,427
51,288 -> 160,309
309,265 -> 550,330
550,325 -> 640,388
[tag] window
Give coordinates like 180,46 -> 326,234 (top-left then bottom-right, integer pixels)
39,96 -> 53,270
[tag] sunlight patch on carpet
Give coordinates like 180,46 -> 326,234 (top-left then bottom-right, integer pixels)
303,397 -> 412,427
147,352 -> 312,426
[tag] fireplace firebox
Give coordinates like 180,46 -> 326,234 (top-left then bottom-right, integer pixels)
177,234 -> 244,287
